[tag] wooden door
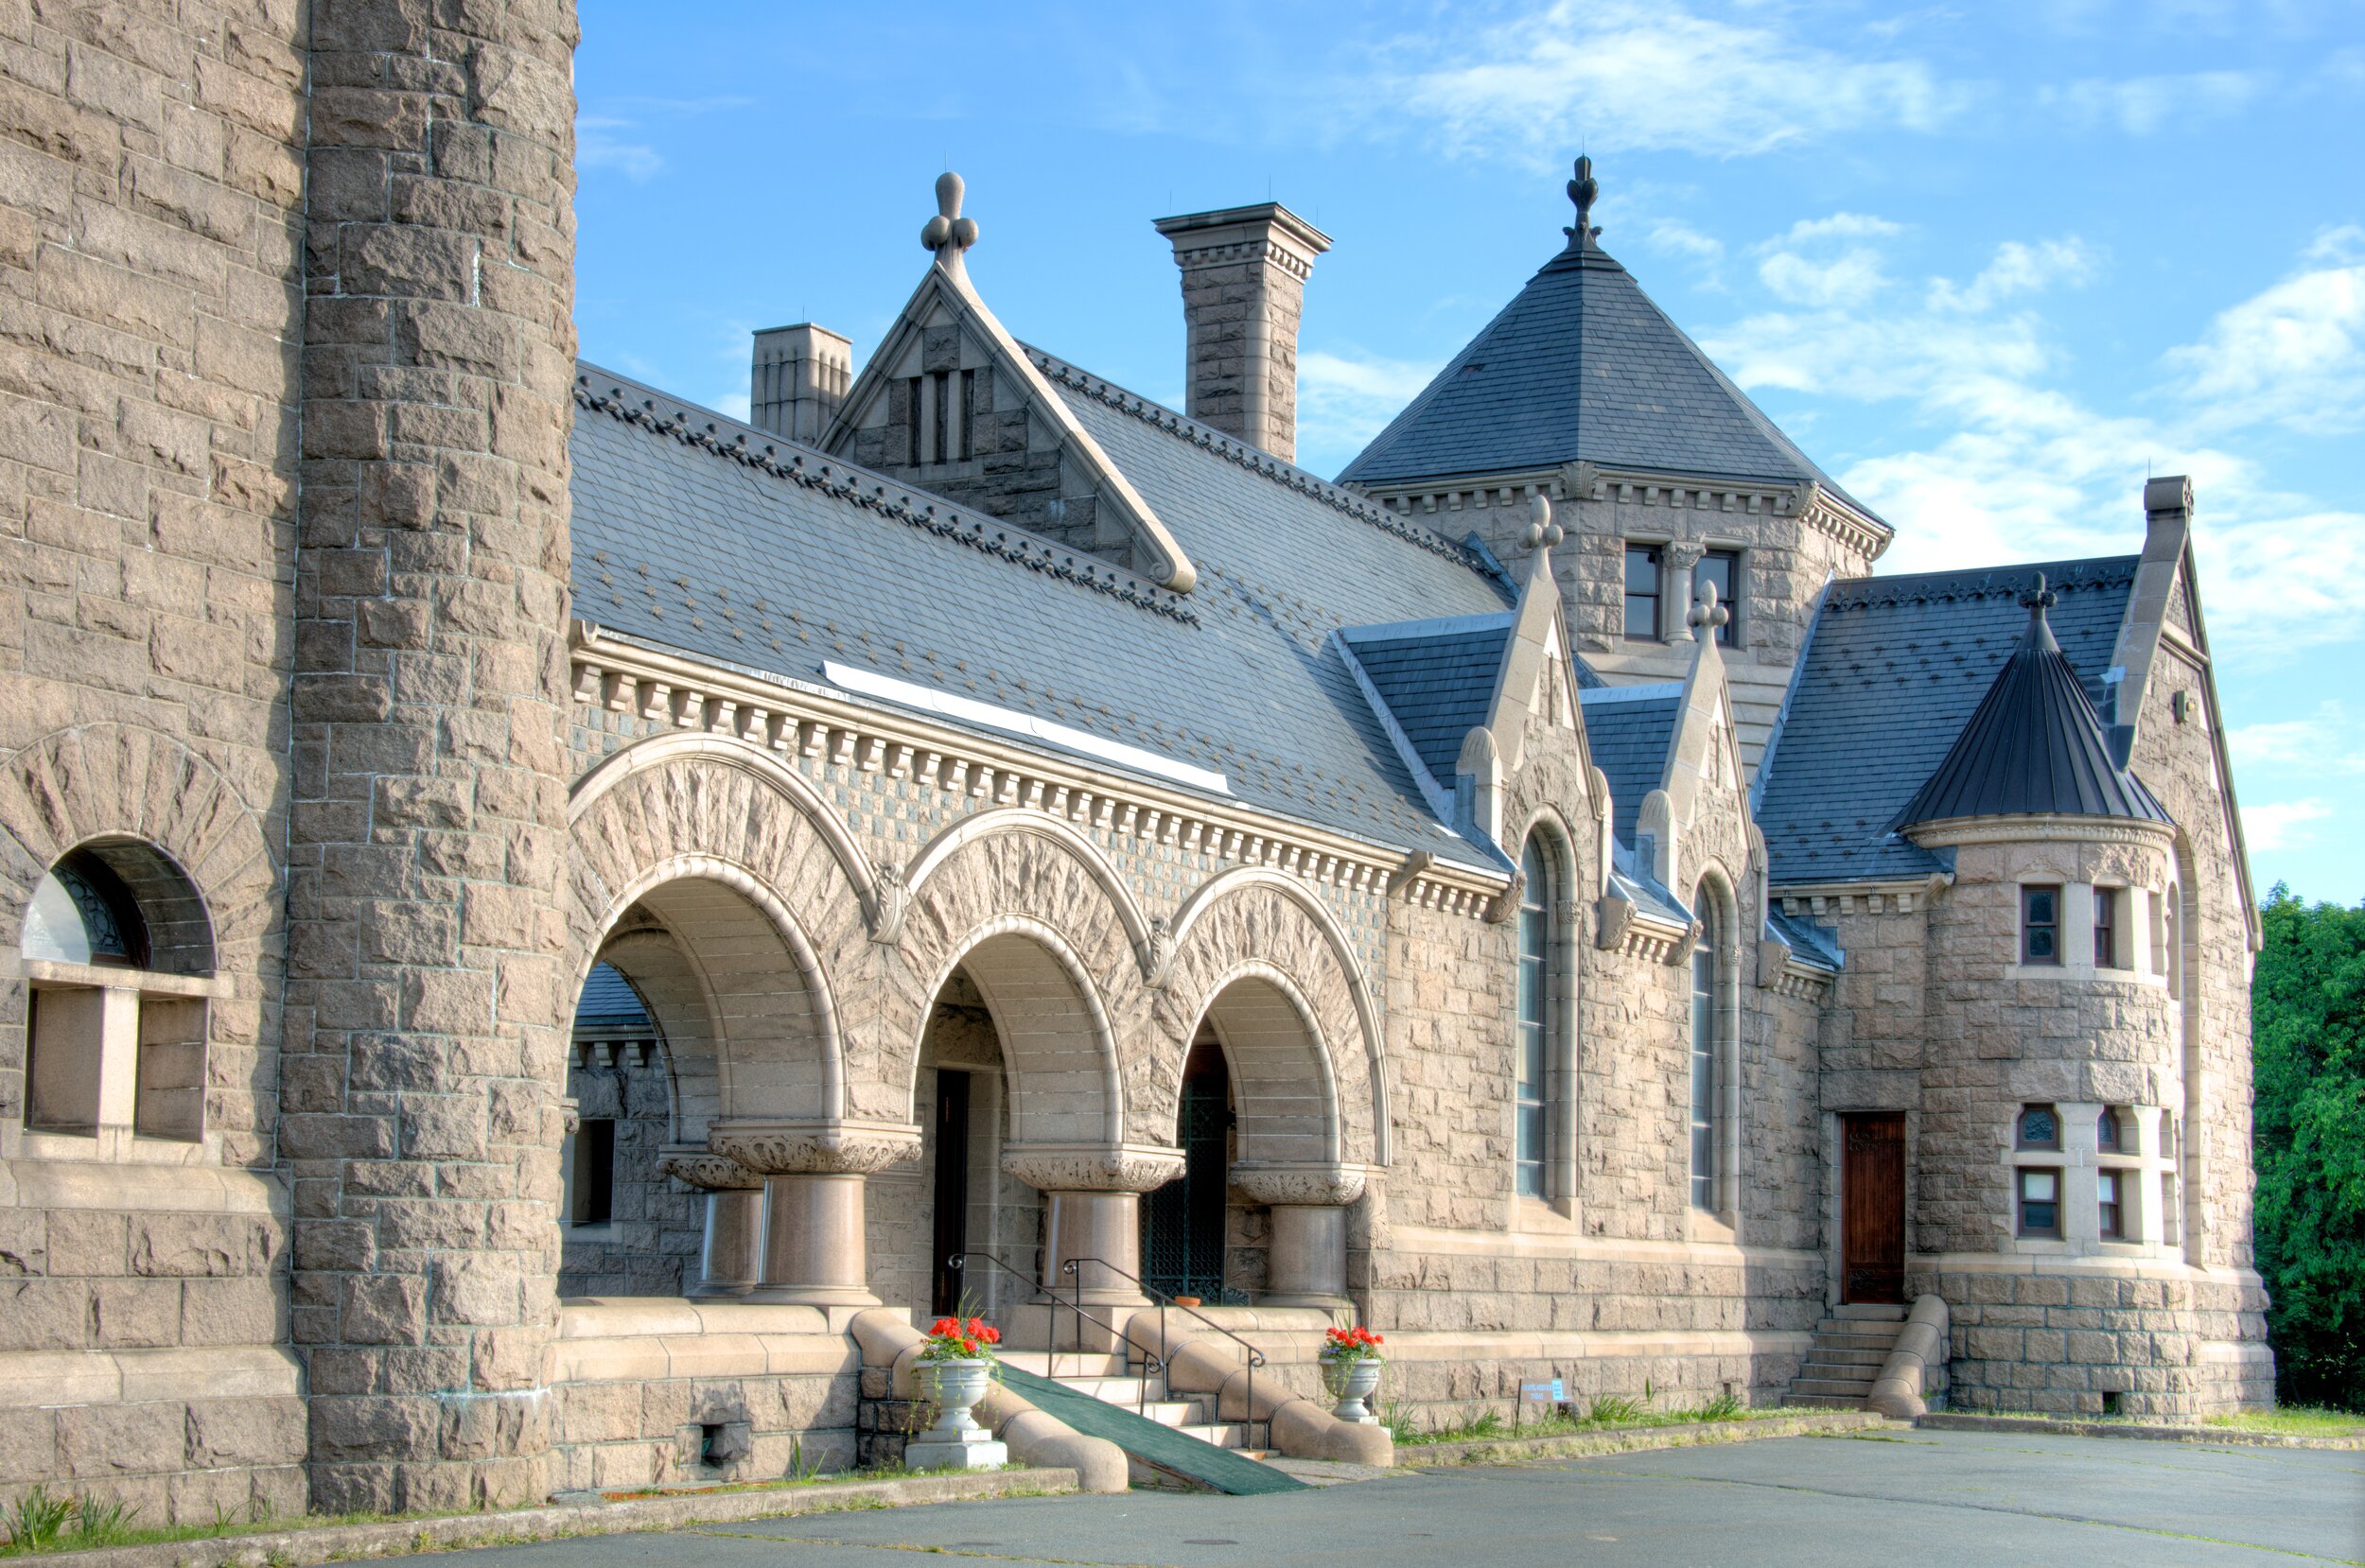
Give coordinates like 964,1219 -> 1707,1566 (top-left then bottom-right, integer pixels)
1841,1113 -> 1906,1305
928,1070 -> 972,1317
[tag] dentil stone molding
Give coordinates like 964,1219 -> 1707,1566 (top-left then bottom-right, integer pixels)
1000,1142 -> 1185,1193
709,1120 -> 923,1176
656,1149 -> 763,1192
1230,1162 -> 1368,1208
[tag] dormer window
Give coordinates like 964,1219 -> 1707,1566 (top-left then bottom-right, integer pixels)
1624,545 -> 1663,639
1696,549 -> 1741,646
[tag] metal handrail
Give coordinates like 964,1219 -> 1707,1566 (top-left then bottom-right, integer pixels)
1062,1255 -> 1270,1454
945,1251 -> 1163,1420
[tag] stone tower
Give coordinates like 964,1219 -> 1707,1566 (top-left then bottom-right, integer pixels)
1898,581 -> 2199,1414
284,0 -> 581,1512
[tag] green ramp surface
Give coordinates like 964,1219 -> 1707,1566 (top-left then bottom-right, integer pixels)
996,1364 -> 1309,1495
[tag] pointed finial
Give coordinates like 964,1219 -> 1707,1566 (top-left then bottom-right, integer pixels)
2020,571 -> 2057,616
1520,491 -> 1563,551
1688,578 -> 1729,632
1563,156 -> 1601,251
921,171 -> 980,270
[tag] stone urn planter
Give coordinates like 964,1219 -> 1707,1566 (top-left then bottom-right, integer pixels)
1320,1324 -> 1386,1425
905,1316 -> 1007,1472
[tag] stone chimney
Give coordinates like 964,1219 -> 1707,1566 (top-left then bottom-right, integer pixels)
1152,203 -> 1331,463
751,323 -> 852,444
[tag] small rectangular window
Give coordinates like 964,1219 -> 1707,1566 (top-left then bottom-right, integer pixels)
2017,1168 -> 2061,1238
931,371 -> 951,464
2022,885 -> 2061,966
571,1118 -> 616,1226
905,377 -> 923,466
1697,549 -> 1740,645
958,368 -> 976,461
1624,546 -> 1662,639
2097,1170 -> 2123,1239
2093,886 -> 2121,968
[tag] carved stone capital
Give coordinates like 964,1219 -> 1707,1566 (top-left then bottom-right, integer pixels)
657,1147 -> 763,1192
710,1120 -> 923,1176
1230,1162 -> 1368,1209
1001,1142 -> 1184,1193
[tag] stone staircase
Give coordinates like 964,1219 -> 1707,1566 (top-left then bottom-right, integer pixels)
1785,1303 -> 1908,1409
1001,1350 -> 1268,1465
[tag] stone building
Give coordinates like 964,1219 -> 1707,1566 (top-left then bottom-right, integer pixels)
0,5 -> 2267,1521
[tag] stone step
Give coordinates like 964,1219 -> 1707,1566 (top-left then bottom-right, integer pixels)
1813,1323 -> 1905,1343
1053,1376 -> 1163,1403
1804,1347 -> 1894,1368
1782,1394 -> 1866,1410
1800,1363 -> 1883,1383
1833,1303 -> 1908,1321
1174,1423 -> 1248,1448
1791,1378 -> 1877,1399
1000,1351 -> 1129,1378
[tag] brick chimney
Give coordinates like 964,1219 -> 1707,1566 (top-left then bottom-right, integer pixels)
751,323 -> 852,444
1153,203 -> 1331,463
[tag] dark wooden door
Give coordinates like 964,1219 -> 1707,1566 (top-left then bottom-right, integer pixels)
1841,1113 -> 1906,1305
929,1070 -> 972,1317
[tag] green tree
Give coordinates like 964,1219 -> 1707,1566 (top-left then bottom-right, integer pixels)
2251,884 -> 2365,1410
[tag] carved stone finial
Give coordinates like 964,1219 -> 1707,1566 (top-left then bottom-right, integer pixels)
2020,571 -> 2057,617
1687,578 -> 1730,632
1519,492 -> 1564,551
1563,155 -> 1602,250
921,171 -> 980,270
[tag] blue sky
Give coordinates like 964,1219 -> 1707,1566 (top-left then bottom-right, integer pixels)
573,0 -> 2365,907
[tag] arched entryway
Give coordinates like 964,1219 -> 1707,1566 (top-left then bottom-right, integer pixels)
1140,1028 -> 1234,1302
563,869 -> 848,1302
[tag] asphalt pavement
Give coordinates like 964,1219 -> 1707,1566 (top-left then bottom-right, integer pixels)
439,1428 -> 2365,1567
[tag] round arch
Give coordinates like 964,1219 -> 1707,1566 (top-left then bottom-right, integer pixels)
903,808 -> 1155,970
1163,867 -> 1387,1167
1190,960 -> 1340,1169
906,915 -> 1126,1150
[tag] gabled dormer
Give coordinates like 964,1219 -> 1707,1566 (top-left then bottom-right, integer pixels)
815,174 -> 1197,592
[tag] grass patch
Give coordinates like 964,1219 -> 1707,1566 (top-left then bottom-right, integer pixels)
2201,1407 -> 2365,1437
1391,1390 -> 1776,1445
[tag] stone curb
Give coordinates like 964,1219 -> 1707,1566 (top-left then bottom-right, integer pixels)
1400,1409 -> 1897,1465
28,1468 -> 1082,1568
1915,1414 -> 2365,1450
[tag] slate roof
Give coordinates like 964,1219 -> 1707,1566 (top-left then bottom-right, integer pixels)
1338,236 -> 1872,515
569,362 -> 1515,870
1580,685 -> 1683,847
1767,906 -> 1843,972
1757,557 -> 2142,886
573,962 -> 653,1034
1336,616 -> 1512,783
1892,588 -> 2169,831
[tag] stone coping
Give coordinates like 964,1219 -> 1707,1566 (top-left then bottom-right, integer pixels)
1362,1327 -> 1813,1364
1916,1414 -> 2365,1450
22,1468 -> 1080,1568
1403,1410 -> 1895,1465
555,1298 -> 839,1337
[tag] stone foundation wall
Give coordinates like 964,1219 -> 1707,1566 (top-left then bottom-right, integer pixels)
1923,1262 -> 2270,1418
0,1161 -> 303,1520
548,1301 -> 858,1493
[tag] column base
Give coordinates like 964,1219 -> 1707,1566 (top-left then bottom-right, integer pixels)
742,1282 -> 883,1308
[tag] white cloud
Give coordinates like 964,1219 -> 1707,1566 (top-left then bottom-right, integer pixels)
1928,239 -> 2099,313
2229,704 -> 2365,774
2242,798 -> 2334,852
2042,71 -> 2269,133
1701,227 -> 2365,660
1646,218 -> 1726,264
2164,235 -> 2365,435
577,116 -> 663,182
1367,1 -> 1969,164
1295,348 -> 1442,471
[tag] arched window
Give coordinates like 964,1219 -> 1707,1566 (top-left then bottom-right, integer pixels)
1689,888 -> 1721,1211
23,849 -> 149,969
1515,836 -> 1555,1198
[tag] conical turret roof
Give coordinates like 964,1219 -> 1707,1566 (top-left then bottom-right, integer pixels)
1890,576 -> 2169,832
1339,160 -> 1873,508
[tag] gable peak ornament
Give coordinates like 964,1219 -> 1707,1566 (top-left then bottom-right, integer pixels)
1519,491 -> 1563,551
1564,155 -> 1602,251
922,171 -> 980,276
1687,579 -> 1729,632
